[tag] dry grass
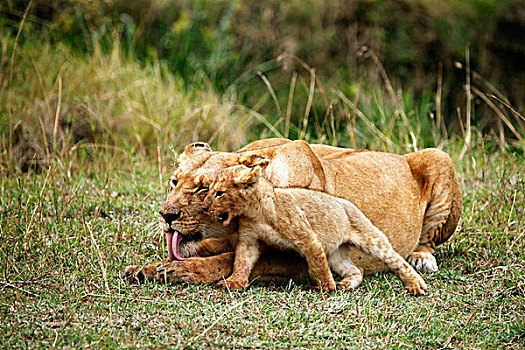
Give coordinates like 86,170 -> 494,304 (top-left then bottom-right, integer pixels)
0,34 -> 259,173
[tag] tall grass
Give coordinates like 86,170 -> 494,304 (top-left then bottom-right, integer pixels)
2,31 -> 524,178
0,33 -> 257,173
1,0 -> 524,177
246,51 -> 525,164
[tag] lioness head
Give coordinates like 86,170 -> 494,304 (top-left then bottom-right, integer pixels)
203,159 -> 269,226
159,140 -> 292,260
159,142 -> 244,260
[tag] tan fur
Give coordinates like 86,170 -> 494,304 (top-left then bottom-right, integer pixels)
123,139 -> 462,286
204,165 -> 427,295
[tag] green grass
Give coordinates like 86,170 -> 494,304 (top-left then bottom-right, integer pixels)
1,18 -> 525,349
1,149 -> 523,349
0,33 -> 258,172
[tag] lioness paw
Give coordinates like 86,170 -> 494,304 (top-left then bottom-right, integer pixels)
217,278 -> 248,290
154,261 -> 192,284
407,252 -> 438,273
122,265 -> 146,284
404,277 -> 428,296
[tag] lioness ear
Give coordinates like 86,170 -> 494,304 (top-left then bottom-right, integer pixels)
233,166 -> 263,185
184,142 -> 212,156
178,142 -> 212,165
193,174 -> 205,186
239,155 -> 270,168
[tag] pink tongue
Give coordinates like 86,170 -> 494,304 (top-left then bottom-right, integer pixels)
166,231 -> 175,261
166,230 -> 186,261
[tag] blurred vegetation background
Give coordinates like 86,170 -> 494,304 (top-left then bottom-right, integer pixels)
1,0 -> 524,171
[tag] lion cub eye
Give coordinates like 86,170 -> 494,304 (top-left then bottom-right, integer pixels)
214,190 -> 225,198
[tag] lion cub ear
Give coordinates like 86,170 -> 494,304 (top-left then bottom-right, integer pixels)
239,154 -> 270,168
233,166 -> 263,185
178,142 -> 212,165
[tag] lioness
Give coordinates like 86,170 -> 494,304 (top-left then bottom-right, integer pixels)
204,163 -> 428,295
123,139 -> 462,287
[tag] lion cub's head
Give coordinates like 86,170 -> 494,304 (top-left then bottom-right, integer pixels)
160,145 -> 271,232
204,160 -> 269,227
159,142 -> 275,259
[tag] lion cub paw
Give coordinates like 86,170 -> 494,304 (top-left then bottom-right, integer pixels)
407,252 -> 438,273
404,276 -> 428,296
309,281 -> 337,292
323,281 -> 337,292
217,278 -> 249,290
336,279 -> 361,291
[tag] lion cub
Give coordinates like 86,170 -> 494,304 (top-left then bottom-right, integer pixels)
203,162 -> 428,295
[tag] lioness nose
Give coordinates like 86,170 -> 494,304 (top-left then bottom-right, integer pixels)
159,210 -> 181,224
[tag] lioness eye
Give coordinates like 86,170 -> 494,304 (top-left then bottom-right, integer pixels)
170,179 -> 178,187
215,191 -> 225,198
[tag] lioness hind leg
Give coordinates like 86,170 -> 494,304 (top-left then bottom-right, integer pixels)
406,148 -> 463,273
408,182 -> 456,273
410,178 -> 462,273
407,248 -> 438,273
409,189 -> 452,273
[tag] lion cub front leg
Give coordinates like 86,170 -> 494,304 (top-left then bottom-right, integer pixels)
217,233 -> 261,290
298,240 -> 337,292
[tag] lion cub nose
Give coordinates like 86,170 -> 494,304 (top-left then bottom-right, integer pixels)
159,210 -> 181,224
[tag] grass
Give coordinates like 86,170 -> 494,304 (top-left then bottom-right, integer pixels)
1,22 -> 525,349
1,146 -> 524,349
0,32 -> 257,172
